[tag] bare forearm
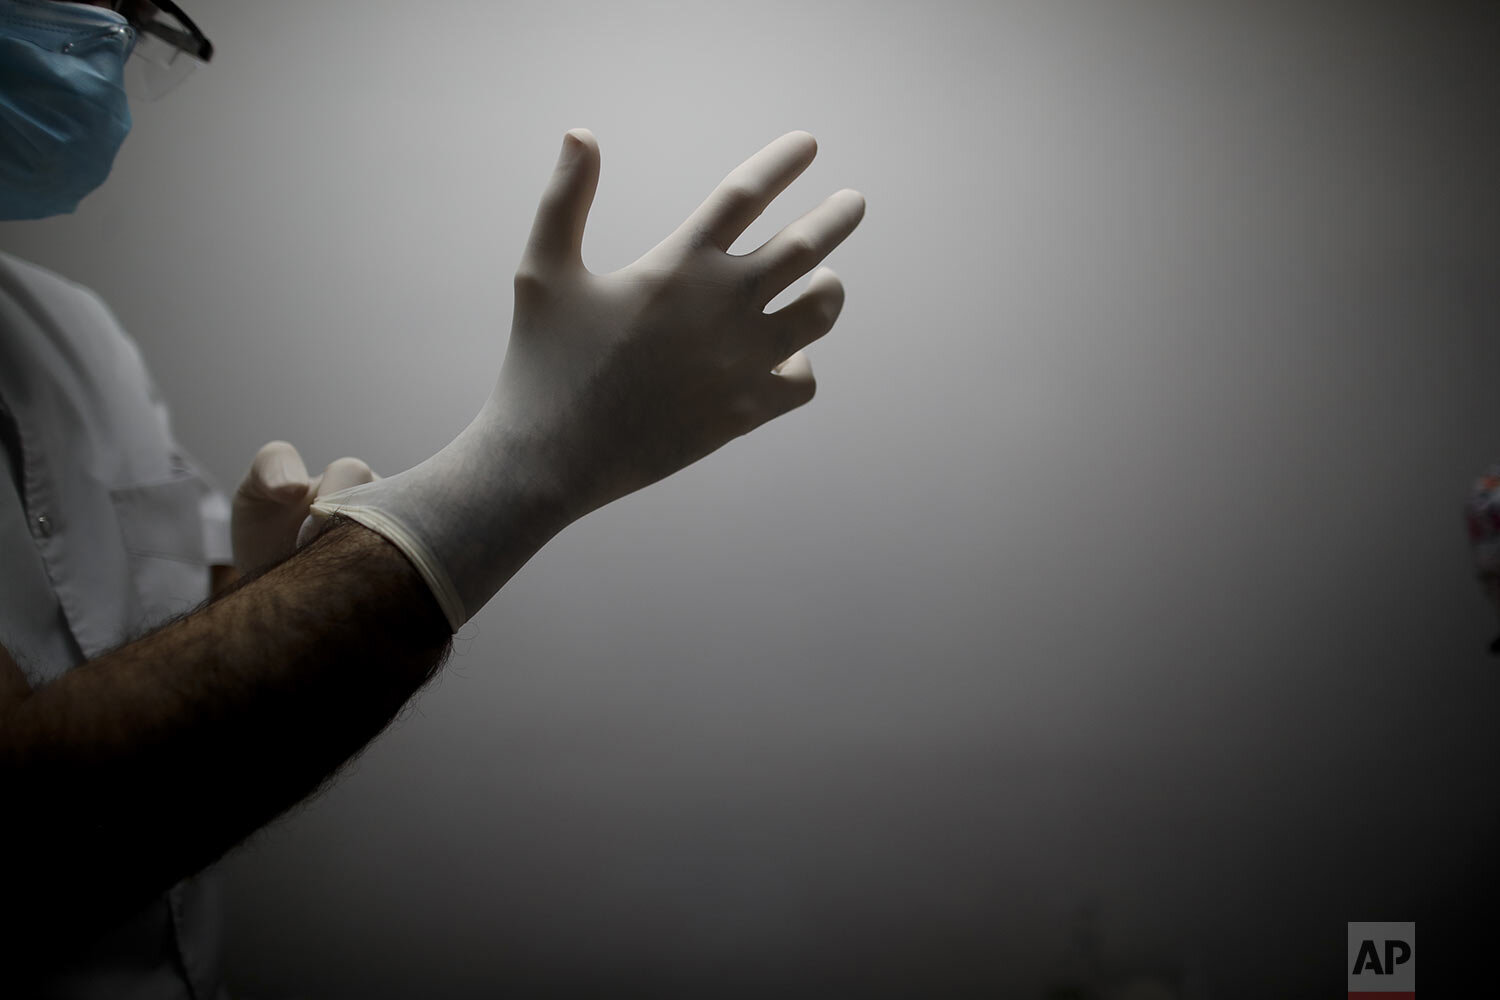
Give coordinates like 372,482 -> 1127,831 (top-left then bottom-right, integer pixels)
0,518 -> 452,944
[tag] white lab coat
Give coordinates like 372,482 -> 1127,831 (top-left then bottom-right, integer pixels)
0,250 -> 231,999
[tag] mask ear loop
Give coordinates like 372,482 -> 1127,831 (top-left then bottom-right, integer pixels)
59,22 -> 135,56
50,20 -> 157,106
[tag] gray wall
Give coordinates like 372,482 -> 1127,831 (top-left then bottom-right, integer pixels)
4,0 -> 1497,996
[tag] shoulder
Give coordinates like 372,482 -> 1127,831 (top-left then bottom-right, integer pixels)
0,250 -> 151,386
0,250 -> 107,309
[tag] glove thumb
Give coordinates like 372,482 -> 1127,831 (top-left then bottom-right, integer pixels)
239,440 -> 311,502
519,128 -> 599,276
296,457 -> 381,548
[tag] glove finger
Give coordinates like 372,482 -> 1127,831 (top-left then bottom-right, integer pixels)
744,189 -> 864,307
761,267 -> 844,368
240,440 -> 310,502
295,513 -> 326,550
676,131 -> 818,253
297,457 -> 378,549
766,349 -> 817,415
519,129 -> 599,276
315,456 -> 378,497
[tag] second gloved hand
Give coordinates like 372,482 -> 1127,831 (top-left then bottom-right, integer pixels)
310,128 -> 866,631
232,440 -> 378,576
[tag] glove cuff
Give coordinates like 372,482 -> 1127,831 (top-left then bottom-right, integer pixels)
308,499 -> 467,633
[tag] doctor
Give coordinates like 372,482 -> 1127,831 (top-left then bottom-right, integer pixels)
0,0 -> 865,995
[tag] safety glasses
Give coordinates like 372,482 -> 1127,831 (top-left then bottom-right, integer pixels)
108,0 -> 214,101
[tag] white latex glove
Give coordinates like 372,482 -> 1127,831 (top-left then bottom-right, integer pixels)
232,440 -> 378,575
309,129 -> 865,631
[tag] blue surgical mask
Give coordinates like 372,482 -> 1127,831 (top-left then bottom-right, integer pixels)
0,0 -> 136,221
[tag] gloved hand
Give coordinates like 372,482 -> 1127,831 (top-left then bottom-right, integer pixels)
308,128 -> 865,631
232,440 -> 378,575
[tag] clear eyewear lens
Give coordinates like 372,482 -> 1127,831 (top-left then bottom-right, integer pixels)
122,28 -> 199,101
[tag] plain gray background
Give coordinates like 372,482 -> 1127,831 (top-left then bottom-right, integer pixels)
3,0 -> 1497,996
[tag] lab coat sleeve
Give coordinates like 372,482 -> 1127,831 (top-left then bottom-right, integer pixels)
174,444 -> 233,567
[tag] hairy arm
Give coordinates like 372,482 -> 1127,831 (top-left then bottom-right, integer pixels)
0,518 -> 453,952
